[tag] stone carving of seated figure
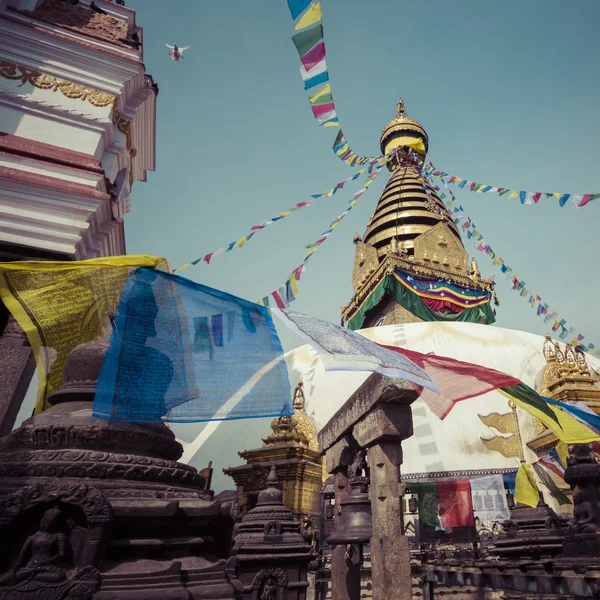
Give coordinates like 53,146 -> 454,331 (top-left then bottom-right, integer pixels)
0,507 -> 71,585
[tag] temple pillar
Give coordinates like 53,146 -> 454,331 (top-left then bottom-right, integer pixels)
318,374 -> 418,600
0,315 -> 35,436
353,404 -> 413,600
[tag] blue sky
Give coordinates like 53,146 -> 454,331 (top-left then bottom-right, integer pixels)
126,0 -> 600,351
115,0 -> 600,489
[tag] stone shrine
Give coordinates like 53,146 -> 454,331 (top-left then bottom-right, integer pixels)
0,339 -> 242,600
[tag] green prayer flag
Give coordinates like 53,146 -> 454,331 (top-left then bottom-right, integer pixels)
292,24 -> 323,56
532,463 -> 571,506
310,93 -> 333,105
501,383 -> 560,426
412,483 -> 440,528
498,189 -> 510,196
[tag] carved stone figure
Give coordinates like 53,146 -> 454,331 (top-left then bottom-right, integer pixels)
0,508 -> 70,586
260,578 -> 277,600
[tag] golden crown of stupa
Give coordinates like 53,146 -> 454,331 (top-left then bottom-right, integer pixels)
380,98 -> 429,155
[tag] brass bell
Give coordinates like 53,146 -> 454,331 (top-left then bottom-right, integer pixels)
327,450 -> 372,546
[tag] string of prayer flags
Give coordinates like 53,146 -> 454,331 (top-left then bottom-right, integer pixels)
93,268 -> 292,423
260,157 -> 388,308
286,0 -> 381,159
0,255 -> 171,414
176,165 -> 371,272
332,130 -> 382,167
423,168 -> 600,358
424,162 -> 600,209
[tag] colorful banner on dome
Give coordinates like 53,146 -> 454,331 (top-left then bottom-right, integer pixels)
422,169 -> 600,357
423,162 -> 599,209
259,157 -> 388,308
176,164 -> 372,272
0,255 -> 171,414
345,268 -> 495,331
286,0 -> 382,165
93,268 -> 292,423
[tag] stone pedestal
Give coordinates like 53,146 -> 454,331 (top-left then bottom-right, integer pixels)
0,316 -> 35,436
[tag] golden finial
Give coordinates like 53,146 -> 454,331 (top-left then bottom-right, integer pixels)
396,97 -> 407,119
543,333 -> 556,362
293,380 -> 305,411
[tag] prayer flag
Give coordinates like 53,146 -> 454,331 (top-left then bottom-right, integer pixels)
470,475 -> 510,522
0,255 -> 170,413
294,1 -> 322,30
515,463 -> 539,508
292,22 -> 323,55
93,268 -> 291,423
273,310 -> 437,390
300,41 -> 325,70
309,82 -> 331,103
411,483 -> 441,529
532,463 -> 571,505
287,0 -> 312,19
437,480 -> 474,528
311,102 -> 335,119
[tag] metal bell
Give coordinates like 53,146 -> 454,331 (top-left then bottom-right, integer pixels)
327,449 -> 372,546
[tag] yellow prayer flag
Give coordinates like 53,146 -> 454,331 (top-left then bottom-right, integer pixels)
515,463 -> 539,508
0,255 -> 170,414
289,275 -> 298,296
454,177 -> 463,184
336,143 -> 349,156
508,190 -> 519,200
323,121 -> 340,128
383,136 -> 426,155
309,82 -> 331,103
500,390 -> 599,444
294,1 -> 322,30
279,212 -> 291,217
554,193 -> 562,200
175,263 -> 190,273
555,441 -> 570,467
237,237 -> 247,248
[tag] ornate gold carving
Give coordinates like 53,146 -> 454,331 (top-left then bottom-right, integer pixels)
24,0 -> 129,47
0,60 -> 115,106
478,401 -> 524,460
478,411 -> 517,435
351,240 -> 379,294
480,434 -> 522,459
438,232 -> 448,246
0,60 -> 137,187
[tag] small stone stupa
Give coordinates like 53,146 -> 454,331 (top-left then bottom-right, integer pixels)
0,339 -> 241,600
232,465 -> 314,599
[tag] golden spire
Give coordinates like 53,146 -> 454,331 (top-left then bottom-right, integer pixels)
396,97 -> 407,119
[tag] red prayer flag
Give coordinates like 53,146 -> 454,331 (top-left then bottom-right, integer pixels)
436,480 -> 474,528
380,345 -> 521,419
311,102 -> 335,119
301,42 -> 325,71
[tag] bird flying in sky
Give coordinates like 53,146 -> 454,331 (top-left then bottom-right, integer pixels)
165,43 -> 190,62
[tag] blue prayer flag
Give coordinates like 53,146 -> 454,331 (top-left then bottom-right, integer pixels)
457,180 -> 467,189
287,0 -> 312,20
519,191 -> 527,203
503,471 -> 517,495
304,70 -> 329,90
93,268 -> 292,423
